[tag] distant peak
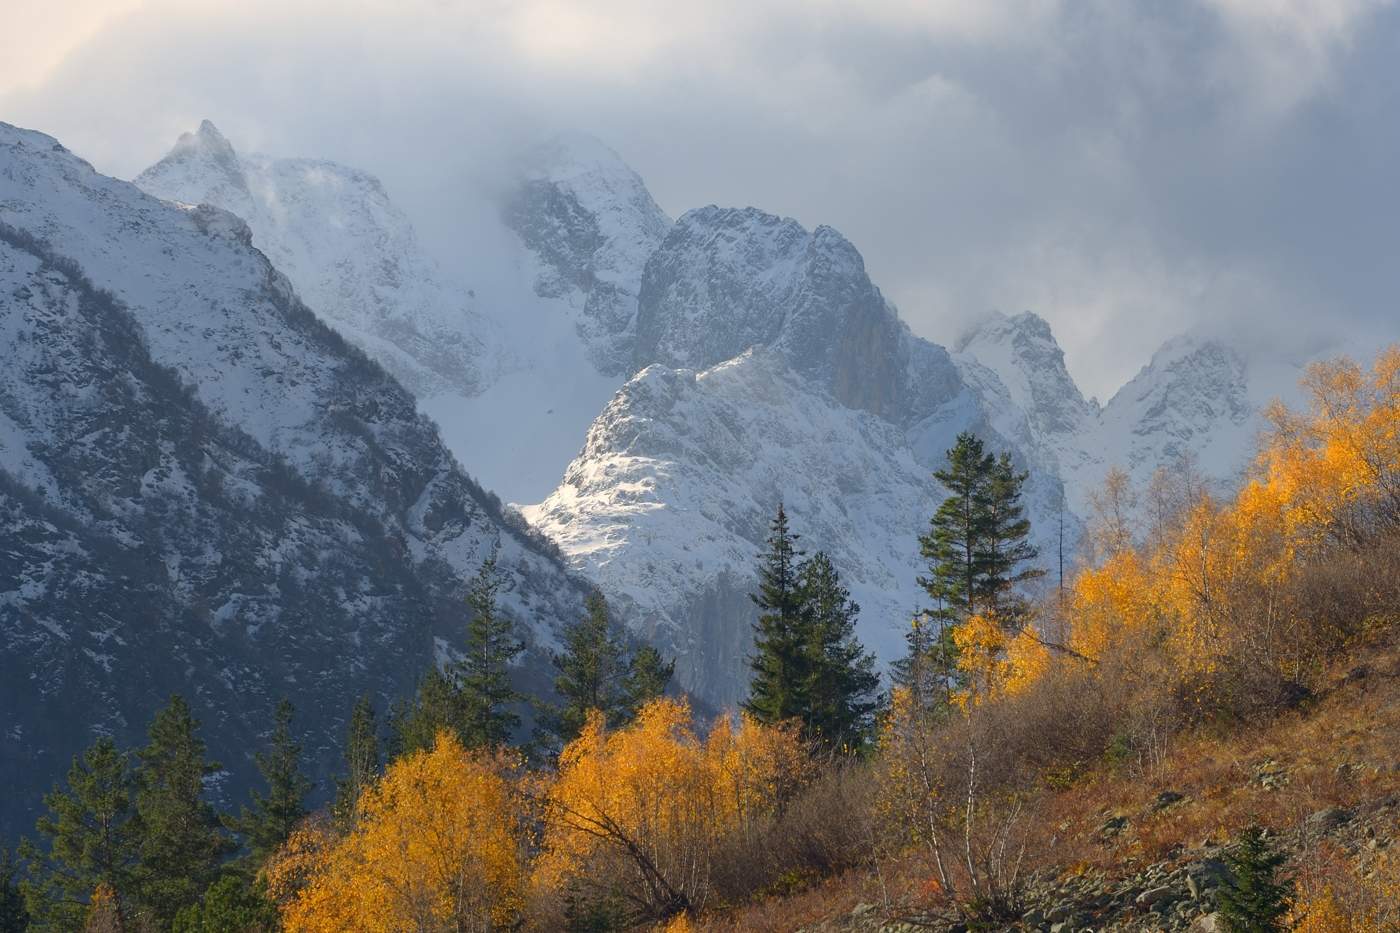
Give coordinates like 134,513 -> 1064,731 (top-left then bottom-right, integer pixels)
174,119 -> 238,160
956,310 -> 1055,351
137,119 -> 246,193
522,131 -> 636,183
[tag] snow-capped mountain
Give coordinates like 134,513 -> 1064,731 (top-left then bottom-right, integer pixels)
134,120 -> 501,398
0,122 -> 591,837
504,132 -> 672,377
527,351 -> 944,706
529,208 -> 1073,702
133,123 -> 675,504
955,311 -> 1269,516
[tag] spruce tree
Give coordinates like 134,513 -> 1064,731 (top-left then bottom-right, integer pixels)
0,848 -> 26,933
550,590 -> 631,742
456,551 -> 525,749
920,431 -> 995,618
171,873 -> 278,933
234,699 -> 311,867
390,665 -> 460,758
977,452 -> 1044,624
744,503 -> 811,726
132,696 -> 233,928
891,613 -> 963,716
623,645 -> 675,718
797,552 -> 882,751
1218,826 -> 1292,933
20,737 -> 139,930
333,694 -> 379,828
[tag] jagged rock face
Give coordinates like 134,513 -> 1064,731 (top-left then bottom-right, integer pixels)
1097,336 -> 1255,494
504,133 -> 671,376
957,310 -> 1098,440
135,121 -> 500,397
525,351 -> 941,705
955,312 -> 1264,515
633,208 -> 909,420
0,123 -> 589,838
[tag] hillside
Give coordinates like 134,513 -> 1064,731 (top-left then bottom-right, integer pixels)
700,639 -> 1400,932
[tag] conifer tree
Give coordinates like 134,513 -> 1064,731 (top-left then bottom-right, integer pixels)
0,848 -> 26,933
234,699 -> 311,867
744,503 -> 810,726
171,873 -> 278,933
920,432 -> 996,618
456,551 -> 525,749
390,665 -> 459,758
550,590 -> 631,743
20,737 -> 139,930
1219,826 -> 1293,933
797,552 -> 882,751
333,694 -> 379,828
977,452 -> 1044,624
623,645 -> 675,719
132,696 -> 232,927
890,614 -> 961,713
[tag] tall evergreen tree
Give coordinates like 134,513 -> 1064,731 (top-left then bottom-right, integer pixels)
171,873 -> 278,933
132,696 -> 233,928
919,432 -> 995,619
456,551 -> 525,749
1218,826 -> 1293,933
20,737 -> 139,931
622,645 -> 675,719
550,590 -> 631,743
0,848 -> 27,933
390,665 -> 459,759
333,694 -> 379,828
234,699 -> 311,867
744,503 -> 811,726
797,552 -> 882,751
977,452 -> 1044,624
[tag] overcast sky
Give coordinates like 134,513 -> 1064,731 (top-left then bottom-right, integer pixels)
4,0 -> 1398,400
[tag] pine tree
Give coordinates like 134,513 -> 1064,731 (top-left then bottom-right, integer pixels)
623,645 -> 675,718
744,503 -> 811,726
390,665 -> 460,758
890,613 -> 961,717
0,849 -> 26,933
977,452 -> 1044,625
1218,826 -> 1293,933
332,694 -> 379,828
234,699 -> 311,867
20,737 -> 139,930
132,696 -> 233,928
920,432 -> 995,618
456,551 -> 525,749
171,873 -> 278,933
797,552 -> 882,751
550,590 -> 631,743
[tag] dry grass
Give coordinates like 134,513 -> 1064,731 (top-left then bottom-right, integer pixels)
689,638 -> 1400,931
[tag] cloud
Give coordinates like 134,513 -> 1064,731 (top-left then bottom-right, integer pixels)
4,0 -> 1398,400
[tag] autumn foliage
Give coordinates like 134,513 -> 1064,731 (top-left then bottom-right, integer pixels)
534,698 -> 810,925
272,732 -> 526,932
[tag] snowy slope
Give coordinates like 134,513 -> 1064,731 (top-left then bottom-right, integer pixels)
133,124 -> 672,505
0,122 -> 591,835
135,121 -> 502,398
527,351 -> 943,705
955,312 -> 1275,516
528,210 -> 1073,702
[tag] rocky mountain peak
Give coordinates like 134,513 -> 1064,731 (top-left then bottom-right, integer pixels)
632,206 -> 909,419
142,118 -> 248,201
504,134 -> 671,376
956,310 -> 1096,441
135,123 -> 498,398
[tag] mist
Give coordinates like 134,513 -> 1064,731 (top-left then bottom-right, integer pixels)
6,0 -> 1398,401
